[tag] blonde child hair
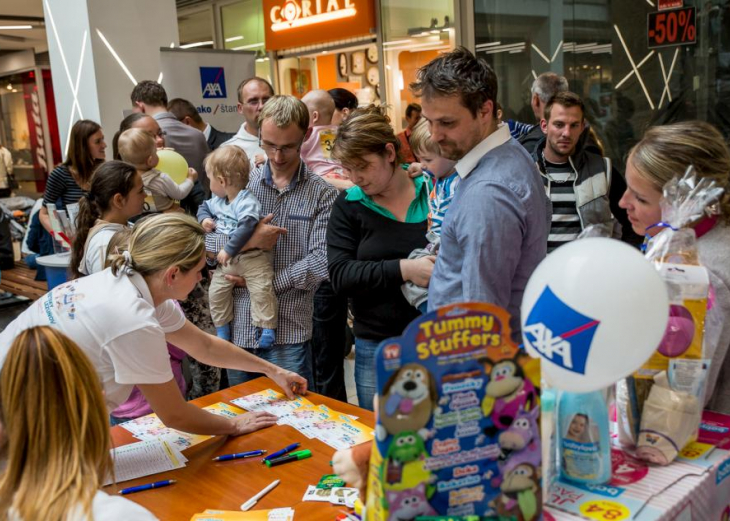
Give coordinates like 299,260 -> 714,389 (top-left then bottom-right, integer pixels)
117,128 -> 157,168
0,326 -> 113,520
204,146 -> 250,189
409,119 -> 439,157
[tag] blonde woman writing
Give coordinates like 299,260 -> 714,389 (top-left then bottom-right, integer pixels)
0,326 -> 157,520
0,213 -> 305,436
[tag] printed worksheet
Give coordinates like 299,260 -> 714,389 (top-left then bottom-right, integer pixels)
231,389 -> 314,420
233,390 -> 373,450
120,402 -> 246,451
105,439 -> 186,485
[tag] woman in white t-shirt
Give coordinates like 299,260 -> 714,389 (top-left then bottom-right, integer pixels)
0,326 -> 157,520
70,161 -> 147,279
0,213 -> 305,436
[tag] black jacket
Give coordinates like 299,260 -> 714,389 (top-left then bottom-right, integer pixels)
207,126 -> 235,151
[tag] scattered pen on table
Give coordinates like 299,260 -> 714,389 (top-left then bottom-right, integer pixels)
264,449 -> 312,467
213,449 -> 267,462
262,442 -> 300,463
241,478 -> 280,511
119,479 -> 176,495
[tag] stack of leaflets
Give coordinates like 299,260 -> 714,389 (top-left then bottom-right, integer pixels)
120,402 -> 245,451
231,389 -> 374,450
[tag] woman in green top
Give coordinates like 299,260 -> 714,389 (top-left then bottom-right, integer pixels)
326,105 -> 434,410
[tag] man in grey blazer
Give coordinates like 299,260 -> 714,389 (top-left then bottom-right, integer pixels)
131,81 -> 210,211
167,98 -> 234,151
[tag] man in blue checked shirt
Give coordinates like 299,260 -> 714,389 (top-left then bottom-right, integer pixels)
210,95 -> 338,389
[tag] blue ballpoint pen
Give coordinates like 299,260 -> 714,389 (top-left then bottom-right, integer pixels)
262,442 -> 300,463
212,449 -> 267,462
119,479 -> 176,495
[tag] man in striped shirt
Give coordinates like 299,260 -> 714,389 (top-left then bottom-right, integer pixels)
530,92 -> 632,252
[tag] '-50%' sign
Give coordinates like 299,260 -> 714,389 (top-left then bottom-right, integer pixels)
647,6 -> 696,49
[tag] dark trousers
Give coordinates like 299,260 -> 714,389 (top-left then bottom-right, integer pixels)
311,280 -> 348,401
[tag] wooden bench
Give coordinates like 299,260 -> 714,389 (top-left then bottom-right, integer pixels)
0,261 -> 47,301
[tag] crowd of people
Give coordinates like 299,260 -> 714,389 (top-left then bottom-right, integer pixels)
1,46 -> 730,518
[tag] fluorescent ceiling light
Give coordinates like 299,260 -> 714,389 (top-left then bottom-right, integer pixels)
232,42 -> 264,50
96,28 -> 137,86
225,35 -> 244,42
0,25 -> 33,30
180,40 -> 214,49
384,39 -> 412,46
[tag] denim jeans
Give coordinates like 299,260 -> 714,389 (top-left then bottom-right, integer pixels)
354,337 -> 382,411
311,281 -> 348,401
227,342 -> 314,391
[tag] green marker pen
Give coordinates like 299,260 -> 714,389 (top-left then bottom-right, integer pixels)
265,449 -> 312,467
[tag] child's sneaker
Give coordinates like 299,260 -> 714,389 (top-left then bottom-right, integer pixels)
259,328 -> 276,348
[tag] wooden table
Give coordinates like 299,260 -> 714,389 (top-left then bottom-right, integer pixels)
105,377 -> 373,520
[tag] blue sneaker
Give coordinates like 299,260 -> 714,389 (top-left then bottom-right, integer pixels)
259,328 -> 276,348
216,324 -> 231,342
417,301 -> 428,314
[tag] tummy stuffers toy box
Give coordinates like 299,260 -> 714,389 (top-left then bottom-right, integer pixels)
365,302 -> 542,520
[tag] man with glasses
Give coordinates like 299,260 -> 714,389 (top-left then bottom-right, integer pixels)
213,95 -> 338,390
222,77 -> 274,165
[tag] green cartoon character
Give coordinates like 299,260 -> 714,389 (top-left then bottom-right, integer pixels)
381,431 -> 435,498
387,431 -> 427,464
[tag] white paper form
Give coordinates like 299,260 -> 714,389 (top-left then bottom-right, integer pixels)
105,439 -> 187,485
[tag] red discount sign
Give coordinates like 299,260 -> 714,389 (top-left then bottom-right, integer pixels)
647,6 -> 696,49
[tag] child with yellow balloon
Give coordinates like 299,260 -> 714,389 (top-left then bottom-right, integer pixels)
118,128 -> 198,213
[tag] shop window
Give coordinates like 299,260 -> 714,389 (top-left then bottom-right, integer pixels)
178,9 -> 215,49
0,70 -> 60,194
474,0 -> 724,175
381,0 -> 455,132
221,0 -> 272,82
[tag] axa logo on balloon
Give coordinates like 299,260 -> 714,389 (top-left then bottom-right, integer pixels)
523,286 -> 601,375
199,67 -> 227,99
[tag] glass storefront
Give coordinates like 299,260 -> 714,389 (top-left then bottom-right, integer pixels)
180,0 -> 456,128
381,0 -> 455,132
178,9 -> 215,49
220,0 -> 272,81
474,0 -> 727,175
275,43 -> 381,106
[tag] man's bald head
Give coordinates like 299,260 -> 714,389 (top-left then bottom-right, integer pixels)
301,89 -> 335,127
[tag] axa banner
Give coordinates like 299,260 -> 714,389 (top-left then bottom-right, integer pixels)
159,48 -> 256,133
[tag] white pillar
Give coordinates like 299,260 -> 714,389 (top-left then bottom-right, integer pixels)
42,0 -> 179,158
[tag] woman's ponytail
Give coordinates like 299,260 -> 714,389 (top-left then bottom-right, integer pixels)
68,161 -> 139,279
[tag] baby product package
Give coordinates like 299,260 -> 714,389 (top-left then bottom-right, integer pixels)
365,303 -> 541,521
637,371 -> 701,465
626,169 -> 723,438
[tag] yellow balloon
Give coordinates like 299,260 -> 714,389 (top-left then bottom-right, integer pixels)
156,148 -> 189,185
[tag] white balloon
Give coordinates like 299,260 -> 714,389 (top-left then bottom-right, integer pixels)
520,238 -> 669,392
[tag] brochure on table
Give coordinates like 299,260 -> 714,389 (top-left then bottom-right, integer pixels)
367,302 -> 542,520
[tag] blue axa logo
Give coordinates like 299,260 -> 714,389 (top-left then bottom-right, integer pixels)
200,67 -> 227,99
523,286 -> 600,375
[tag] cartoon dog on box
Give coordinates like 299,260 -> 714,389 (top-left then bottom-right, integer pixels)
376,363 -> 437,442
